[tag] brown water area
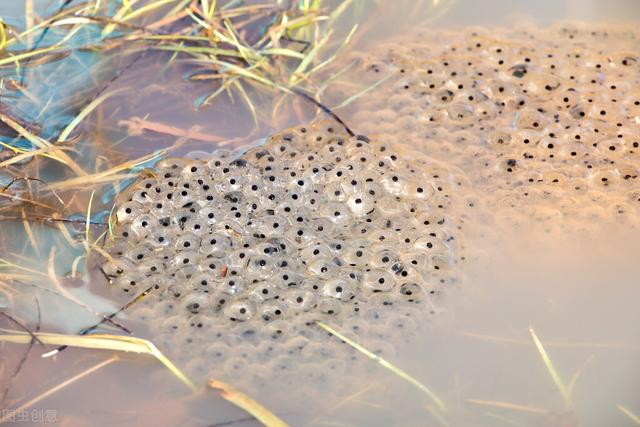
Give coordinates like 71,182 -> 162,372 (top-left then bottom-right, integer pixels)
1,2 -> 640,427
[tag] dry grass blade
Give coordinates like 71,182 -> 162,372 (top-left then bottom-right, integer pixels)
313,422 -> 357,427
0,356 -> 118,424
49,173 -> 139,190
567,354 -> 594,397
618,405 -> 640,425
529,327 -> 572,410
47,246 -> 91,311
118,116 -> 227,143
465,399 -> 548,415
0,192 -> 53,209
102,0 -> 180,36
0,45 -> 61,67
458,331 -> 637,350
2,177 -> 65,206
58,90 -> 123,142
208,380 -> 289,427
483,412 -> 525,427
332,73 -> 393,110
20,208 -> 40,257
0,142 -> 76,168
48,148 -> 166,190
0,257 -> 48,277
315,320 -> 446,412
0,329 -> 195,390
289,29 -> 333,87
211,59 -> 281,90
305,24 -> 358,81
122,0 -> 180,22
107,203 -> 117,240
426,404 -> 450,427
307,384 -> 377,425
231,79 -> 259,127
0,50 -> 72,68
0,19 -> 7,51
84,190 -> 95,252
0,113 -> 87,176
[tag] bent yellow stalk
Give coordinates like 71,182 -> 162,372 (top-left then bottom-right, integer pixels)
529,327 -> 572,410
208,380 -> 289,427
316,320 -> 446,412
0,329 -> 195,390
0,114 -> 87,176
618,405 -> 640,425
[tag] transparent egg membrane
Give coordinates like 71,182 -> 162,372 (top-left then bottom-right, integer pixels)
351,21 -> 640,232
103,21 -> 640,401
103,120 -> 471,392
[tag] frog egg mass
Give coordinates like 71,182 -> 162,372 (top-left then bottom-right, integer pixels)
104,120 -> 468,387
350,22 -> 640,232
103,21 -> 640,393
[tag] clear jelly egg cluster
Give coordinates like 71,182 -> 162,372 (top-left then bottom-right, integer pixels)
350,22 -> 640,231
103,120 -> 468,386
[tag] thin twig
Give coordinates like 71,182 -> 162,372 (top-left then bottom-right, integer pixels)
0,297 -> 42,403
291,88 -> 355,136
0,312 -> 43,346
50,284 -> 155,356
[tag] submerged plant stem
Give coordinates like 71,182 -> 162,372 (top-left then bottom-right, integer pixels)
465,398 -> 548,415
0,329 -> 195,390
618,405 -> 640,425
529,327 -> 572,410
208,380 -> 289,427
315,320 -> 446,412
